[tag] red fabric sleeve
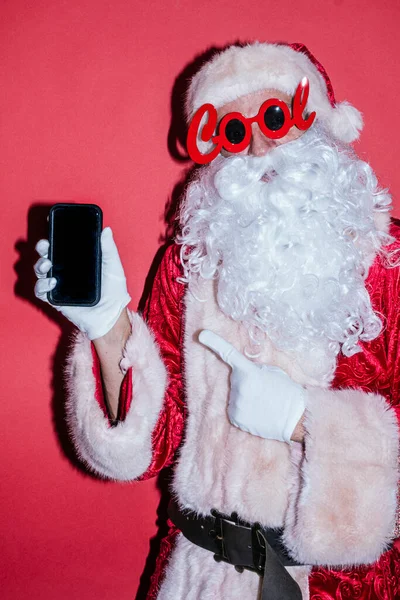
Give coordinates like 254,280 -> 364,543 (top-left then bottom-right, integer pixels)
308,221 -> 400,599
138,244 -> 186,480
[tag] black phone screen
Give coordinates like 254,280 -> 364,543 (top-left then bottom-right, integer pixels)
48,203 -> 102,306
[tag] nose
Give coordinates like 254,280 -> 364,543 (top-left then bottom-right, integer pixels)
248,123 -> 275,156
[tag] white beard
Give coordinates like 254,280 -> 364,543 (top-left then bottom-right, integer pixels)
177,125 -> 393,383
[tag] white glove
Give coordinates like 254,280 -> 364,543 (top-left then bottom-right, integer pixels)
199,330 -> 305,443
34,226 -> 131,340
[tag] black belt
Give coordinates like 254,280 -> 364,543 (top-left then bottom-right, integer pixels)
168,499 -> 303,600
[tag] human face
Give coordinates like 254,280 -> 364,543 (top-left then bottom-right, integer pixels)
217,88 -> 306,157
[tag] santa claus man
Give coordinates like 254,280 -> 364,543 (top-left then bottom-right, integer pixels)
34,42 -> 400,599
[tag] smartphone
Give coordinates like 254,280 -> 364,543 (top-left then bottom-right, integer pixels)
48,203 -> 102,306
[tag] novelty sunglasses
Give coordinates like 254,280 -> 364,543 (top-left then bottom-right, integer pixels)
187,77 -> 316,164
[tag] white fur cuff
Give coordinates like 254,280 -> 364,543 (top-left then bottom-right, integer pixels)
64,311 -> 167,481
284,387 -> 399,566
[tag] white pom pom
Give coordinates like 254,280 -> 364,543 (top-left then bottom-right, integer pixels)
329,101 -> 363,143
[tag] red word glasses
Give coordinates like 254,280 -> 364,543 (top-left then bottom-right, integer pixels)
187,77 -> 316,165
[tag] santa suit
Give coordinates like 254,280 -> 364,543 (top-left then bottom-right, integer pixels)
65,220 -> 400,600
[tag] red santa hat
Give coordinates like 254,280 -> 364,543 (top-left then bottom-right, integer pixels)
185,42 -> 363,143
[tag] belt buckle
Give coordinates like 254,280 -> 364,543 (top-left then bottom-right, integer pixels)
210,508 -> 229,564
251,522 -> 267,574
210,510 -> 267,575
211,509 -> 246,565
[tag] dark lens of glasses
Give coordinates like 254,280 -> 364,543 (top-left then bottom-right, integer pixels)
263,105 -> 285,131
224,118 -> 246,144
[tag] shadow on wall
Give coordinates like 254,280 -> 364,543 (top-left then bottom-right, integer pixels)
14,202 -> 95,478
13,42 -> 237,600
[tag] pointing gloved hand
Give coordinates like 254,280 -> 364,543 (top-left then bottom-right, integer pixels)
33,226 -> 131,340
199,330 -> 305,443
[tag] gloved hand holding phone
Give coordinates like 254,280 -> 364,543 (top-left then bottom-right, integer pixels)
34,226 -> 131,340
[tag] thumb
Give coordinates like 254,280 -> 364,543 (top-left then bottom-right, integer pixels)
100,227 -> 126,278
101,226 -> 121,263
198,330 -> 249,370
100,227 -> 114,257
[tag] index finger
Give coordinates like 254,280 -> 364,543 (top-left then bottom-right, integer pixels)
198,330 -> 249,370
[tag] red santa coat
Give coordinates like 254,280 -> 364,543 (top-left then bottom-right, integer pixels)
65,222 -> 400,600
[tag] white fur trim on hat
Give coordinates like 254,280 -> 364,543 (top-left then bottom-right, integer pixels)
186,42 -> 363,143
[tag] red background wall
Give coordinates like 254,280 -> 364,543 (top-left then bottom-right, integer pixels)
1,1 -> 399,598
